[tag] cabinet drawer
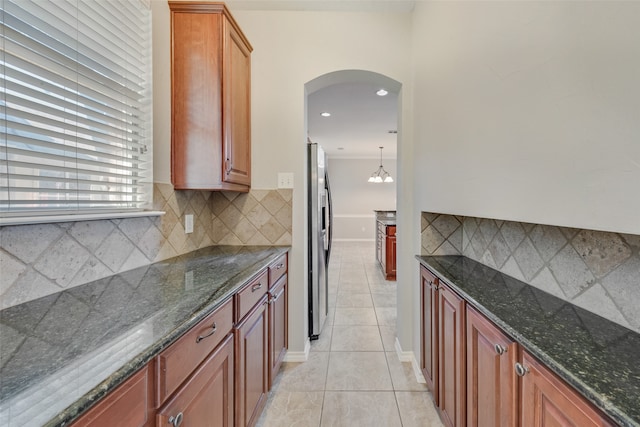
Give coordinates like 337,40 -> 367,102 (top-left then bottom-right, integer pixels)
72,364 -> 154,427
387,225 -> 396,237
157,298 -> 233,403
268,254 -> 287,288
235,270 -> 269,323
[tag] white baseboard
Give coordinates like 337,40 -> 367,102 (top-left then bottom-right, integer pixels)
395,337 -> 426,384
283,338 -> 310,362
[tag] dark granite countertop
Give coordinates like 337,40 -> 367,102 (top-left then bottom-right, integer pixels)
377,218 -> 397,226
416,255 -> 640,427
0,245 -> 289,427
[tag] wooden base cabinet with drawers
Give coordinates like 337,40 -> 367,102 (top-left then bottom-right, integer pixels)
70,253 -> 288,427
419,265 -> 616,427
157,333 -> 234,427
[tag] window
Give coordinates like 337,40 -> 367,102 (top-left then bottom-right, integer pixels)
0,0 -> 152,221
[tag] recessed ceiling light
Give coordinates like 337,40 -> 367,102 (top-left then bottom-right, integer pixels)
320,112 -> 331,117
376,89 -> 388,96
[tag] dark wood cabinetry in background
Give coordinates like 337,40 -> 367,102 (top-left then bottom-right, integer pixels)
419,264 -> 616,427
169,2 -> 252,191
376,221 -> 396,280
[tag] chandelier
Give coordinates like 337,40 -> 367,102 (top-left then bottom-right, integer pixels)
368,146 -> 394,183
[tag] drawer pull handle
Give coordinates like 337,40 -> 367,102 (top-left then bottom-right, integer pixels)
515,362 -> 529,377
252,283 -> 263,292
275,263 -> 285,269
168,412 -> 183,427
196,322 -> 217,343
494,344 -> 506,355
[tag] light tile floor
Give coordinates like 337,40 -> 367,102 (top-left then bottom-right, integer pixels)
256,241 -> 443,427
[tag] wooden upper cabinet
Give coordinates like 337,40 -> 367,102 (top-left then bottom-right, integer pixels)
169,2 -> 252,191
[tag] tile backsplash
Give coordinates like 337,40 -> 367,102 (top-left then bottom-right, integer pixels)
421,212 -> 640,334
0,184 -> 292,309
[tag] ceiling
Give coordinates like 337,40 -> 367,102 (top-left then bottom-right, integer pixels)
225,0 -> 403,160
307,81 -> 398,159
225,0 -> 415,13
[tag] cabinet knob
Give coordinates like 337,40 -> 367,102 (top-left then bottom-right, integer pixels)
494,344 -> 506,355
168,412 -> 184,427
515,362 -> 529,377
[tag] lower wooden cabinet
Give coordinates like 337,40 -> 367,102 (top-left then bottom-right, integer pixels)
420,264 -> 616,427
519,350 -> 614,427
438,282 -> 466,427
70,363 -> 155,427
466,306 -> 517,427
235,294 -> 269,427
157,333 -> 234,427
420,266 -> 439,403
268,274 -> 288,389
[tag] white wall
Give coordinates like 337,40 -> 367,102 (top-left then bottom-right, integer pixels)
151,1 -> 413,354
328,158 -> 396,241
412,1 -> 640,236
410,0 -> 640,362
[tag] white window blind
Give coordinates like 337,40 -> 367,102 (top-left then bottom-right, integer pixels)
0,0 -> 152,217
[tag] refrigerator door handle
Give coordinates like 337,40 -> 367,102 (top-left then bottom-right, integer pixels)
325,169 -> 333,266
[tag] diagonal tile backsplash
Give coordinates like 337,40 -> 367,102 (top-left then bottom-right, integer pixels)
421,212 -> 640,334
0,184 -> 292,309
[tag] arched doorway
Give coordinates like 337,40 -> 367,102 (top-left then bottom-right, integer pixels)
304,70 -> 402,340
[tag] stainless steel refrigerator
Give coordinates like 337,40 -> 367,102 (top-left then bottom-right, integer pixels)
307,142 -> 332,340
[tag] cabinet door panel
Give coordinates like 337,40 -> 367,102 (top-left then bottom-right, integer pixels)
157,333 -> 234,427
269,275 -> 288,389
438,284 -> 466,427
520,351 -> 614,427
420,266 -> 439,402
235,295 -> 269,427
466,306 -> 518,427
171,10 -> 223,189
223,19 -> 251,186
